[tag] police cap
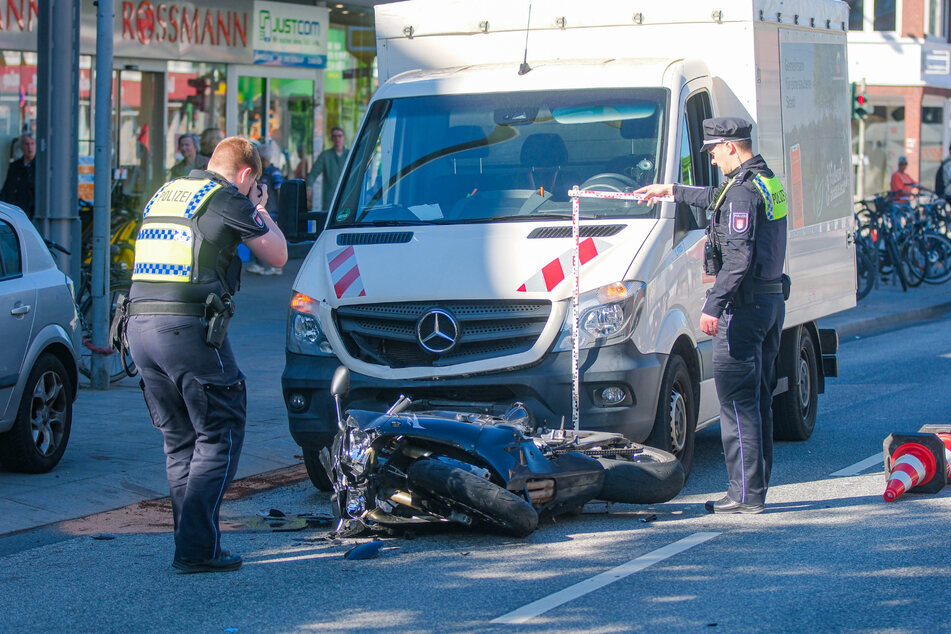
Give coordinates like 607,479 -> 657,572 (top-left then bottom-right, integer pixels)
701,116 -> 753,151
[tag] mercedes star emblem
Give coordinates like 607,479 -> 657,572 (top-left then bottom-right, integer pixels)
416,309 -> 460,354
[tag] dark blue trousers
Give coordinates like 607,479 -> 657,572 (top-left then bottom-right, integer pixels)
713,294 -> 785,506
127,315 -> 246,561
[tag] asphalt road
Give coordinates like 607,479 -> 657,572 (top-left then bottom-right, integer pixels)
0,314 -> 948,632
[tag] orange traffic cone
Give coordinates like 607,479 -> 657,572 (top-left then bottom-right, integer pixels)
940,434 -> 951,478
883,442 -> 938,502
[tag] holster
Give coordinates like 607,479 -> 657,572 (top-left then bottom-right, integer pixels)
781,273 -> 792,300
204,292 -> 235,349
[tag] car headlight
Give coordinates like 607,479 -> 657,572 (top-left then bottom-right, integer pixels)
555,281 -> 646,350
286,292 -> 335,356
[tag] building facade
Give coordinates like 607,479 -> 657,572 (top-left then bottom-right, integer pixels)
848,0 -> 951,197
0,0 -> 386,208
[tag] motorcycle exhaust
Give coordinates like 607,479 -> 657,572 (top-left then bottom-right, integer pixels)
525,478 -> 556,504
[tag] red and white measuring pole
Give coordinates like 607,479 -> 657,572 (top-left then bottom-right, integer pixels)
565,187 -> 674,431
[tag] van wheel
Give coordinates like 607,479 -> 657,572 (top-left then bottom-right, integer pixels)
0,354 -> 72,473
646,355 -> 696,477
408,459 -> 538,537
303,448 -> 333,491
773,327 -> 818,441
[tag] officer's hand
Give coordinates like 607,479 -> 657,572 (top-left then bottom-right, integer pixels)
700,312 -> 719,336
634,183 -> 673,206
252,182 -> 269,209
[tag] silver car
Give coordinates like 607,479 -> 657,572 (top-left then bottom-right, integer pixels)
0,203 -> 79,472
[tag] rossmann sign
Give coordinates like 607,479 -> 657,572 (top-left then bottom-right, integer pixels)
80,0 -> 255,64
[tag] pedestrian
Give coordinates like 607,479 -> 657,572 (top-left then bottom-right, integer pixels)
307,126 -> 349,210
123,136 -> 287,573
889,155 -> 917,205
0,132 -> 36,220
200,127 -> 224,158
169,133 -> 208,179
934,145 -> 951,202
247,139 -> 285,276
635,116 -> 788,515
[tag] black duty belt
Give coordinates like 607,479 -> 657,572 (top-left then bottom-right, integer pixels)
127,300 -> 205,317
752,281 -> 784,295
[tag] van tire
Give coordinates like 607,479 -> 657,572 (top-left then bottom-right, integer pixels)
596,448 -> 685,504
773,326 -> 818,441
303,448 -> 333,491
646,354 -> 696,477
408,459 -> 538,537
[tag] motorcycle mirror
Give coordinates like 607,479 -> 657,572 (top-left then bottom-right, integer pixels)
330,366 -> 351,397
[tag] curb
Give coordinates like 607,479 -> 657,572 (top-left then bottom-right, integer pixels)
833,301 -> 951,339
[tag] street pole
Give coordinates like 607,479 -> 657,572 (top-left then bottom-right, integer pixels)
857,116 -> 866,199
90,0 -> 115,389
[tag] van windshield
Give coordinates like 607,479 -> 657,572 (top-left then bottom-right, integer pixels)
329,89 -> 667,228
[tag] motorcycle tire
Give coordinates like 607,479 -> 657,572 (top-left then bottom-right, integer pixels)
596,447 -> 685,504
407,459 -> 538,538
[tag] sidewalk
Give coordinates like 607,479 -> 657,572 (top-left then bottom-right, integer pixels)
0,259 -> 304,535
1,266 -> 949,536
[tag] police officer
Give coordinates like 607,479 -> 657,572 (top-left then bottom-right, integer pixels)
635,117 -> 788,514
123,137 -> 287,572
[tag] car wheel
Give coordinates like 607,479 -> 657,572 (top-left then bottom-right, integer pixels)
0,353 -> 73,473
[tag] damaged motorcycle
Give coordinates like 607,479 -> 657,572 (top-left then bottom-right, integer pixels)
321,366 -> 685,538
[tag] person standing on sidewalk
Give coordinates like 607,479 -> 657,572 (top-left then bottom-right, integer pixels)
247,139 -> 285,276
0,132 -> 36,220
307,126 -> 348,210
636,116 -> 788,515
124,137 -> 287,573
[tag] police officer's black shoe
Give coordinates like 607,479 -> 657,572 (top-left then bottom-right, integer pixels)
172,550 -> 243,574
704,495 -> 764,515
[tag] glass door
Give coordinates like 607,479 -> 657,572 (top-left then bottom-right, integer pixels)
227,66 -> 318,182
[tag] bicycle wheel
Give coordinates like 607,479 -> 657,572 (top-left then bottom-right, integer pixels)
855,247 -> 875,301
921,232 -> 951,284
77,282 -> 137,382
884,237 -> 909,291
899,236 -> 927,287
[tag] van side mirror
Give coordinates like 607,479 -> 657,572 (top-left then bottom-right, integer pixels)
277,179 -> 328,243
330,365 -> 351,398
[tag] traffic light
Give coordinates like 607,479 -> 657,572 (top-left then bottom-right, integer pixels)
186,77 -> 210,112
851,82 -> 868,120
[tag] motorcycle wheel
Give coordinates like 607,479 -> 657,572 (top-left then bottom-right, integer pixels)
407,459 -> 538,537
596,447 -> 685,504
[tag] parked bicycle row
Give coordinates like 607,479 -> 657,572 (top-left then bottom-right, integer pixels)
853,192 -> 951,301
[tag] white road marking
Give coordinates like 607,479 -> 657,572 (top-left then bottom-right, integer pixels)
491,532 -> 720,625
830,453 -> 883,477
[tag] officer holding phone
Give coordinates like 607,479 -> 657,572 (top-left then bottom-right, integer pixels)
123,137 -> 287,572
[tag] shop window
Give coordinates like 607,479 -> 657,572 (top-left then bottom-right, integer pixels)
167,62 -> 227,173
873,0 -> 896,31
847,0 -> 865,30
0,52 -> 37,189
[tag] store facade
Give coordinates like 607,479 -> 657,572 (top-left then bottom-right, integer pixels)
0,0 -> 378,208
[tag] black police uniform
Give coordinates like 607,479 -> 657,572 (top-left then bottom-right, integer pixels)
672,117 -> 788,510
125,169 -> 268,563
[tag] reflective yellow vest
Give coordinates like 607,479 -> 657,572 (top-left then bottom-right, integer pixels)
751,173 -> 787,221
131,178 -> 223,283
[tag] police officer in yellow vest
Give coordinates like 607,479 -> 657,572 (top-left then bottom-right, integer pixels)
636,117 -> 788,515
124,137 -> 287,572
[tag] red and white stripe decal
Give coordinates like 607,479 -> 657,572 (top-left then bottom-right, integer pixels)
327,246 -> 366,299
517,237 -> 609,293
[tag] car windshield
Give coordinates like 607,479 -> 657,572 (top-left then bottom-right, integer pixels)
329,89 -> 667,228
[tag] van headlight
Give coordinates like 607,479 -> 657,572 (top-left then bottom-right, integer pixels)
287,292 -> 335,356
555,281 -> 646,350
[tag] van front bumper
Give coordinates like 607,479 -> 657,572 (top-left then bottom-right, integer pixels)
282,341 -> 666,451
